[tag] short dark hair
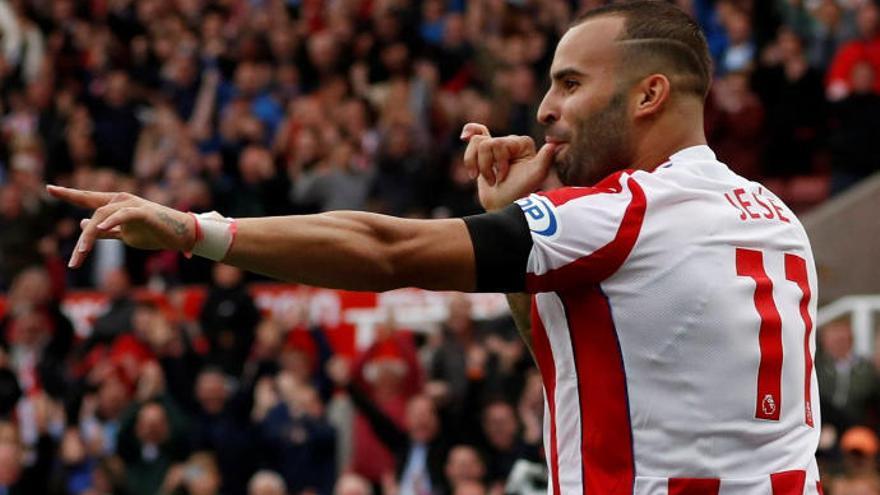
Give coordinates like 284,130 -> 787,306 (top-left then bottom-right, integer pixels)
574,1 -> 713,98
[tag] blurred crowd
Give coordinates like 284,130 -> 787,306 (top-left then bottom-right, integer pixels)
0,263 -> 542,495
1,0 -> 880,493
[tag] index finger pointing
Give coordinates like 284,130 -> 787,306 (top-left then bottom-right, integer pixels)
46,185 -> 117,210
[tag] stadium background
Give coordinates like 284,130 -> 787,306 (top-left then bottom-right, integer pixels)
0,0 -> 878,494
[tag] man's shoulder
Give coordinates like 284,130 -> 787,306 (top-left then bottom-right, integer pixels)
534,169 -> 640,208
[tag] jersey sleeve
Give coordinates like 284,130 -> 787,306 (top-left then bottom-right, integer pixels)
462,171 -> 647,294
521,171 -> 647,293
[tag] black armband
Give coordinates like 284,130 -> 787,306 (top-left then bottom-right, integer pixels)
463,204 -> 533,293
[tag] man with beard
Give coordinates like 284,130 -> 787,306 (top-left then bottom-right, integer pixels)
49,1 -> 821,493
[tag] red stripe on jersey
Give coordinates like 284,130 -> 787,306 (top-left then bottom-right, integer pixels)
562,287 -> 634,494
526,177 -> 646,293
667,478 -> 721,495
817,481 -> 825,494
785,254 -> 815,427
529,297 -> 562,495
771,470 -> 806,495
536,170 -> 630,207
736,248 -> 784,421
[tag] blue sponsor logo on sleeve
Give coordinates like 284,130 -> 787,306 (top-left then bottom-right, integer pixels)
515,195 -> 558,237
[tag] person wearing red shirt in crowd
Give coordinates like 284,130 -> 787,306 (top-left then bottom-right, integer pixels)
349,320 -> 423,485
825,1 -> 880,100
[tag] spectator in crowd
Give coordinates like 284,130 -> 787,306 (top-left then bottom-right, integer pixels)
79,369 -> 130,458
705,70 -> 765,178
199,263 -> 260,377
292,138 -> 374,213
479,399 -> 540,487
142,302 -> 204,412
0,183 -> 50,288
826,1 -> 880,100
190,367 -> 257,495
429,294 -> 482,413
244,316 -> 287,385
827,60 -> 880,194
280,310 -> 337,402
349,319 -> 423,485
227,145 -> 289,218
253,373 -> 336,495
816,318 -> 880,432
805,0 -> 857,70
752,26 -> 827,178
494,65 -> 542,138
87,269 -> 137,351
370,123 -> 430,217
117,394 -> 190,495
329,356 -> 452,495
0,266 -> 74,398
89,70 -> 142,174
0,1 -> 45,86
87,301 -> 165,397
444,445 -> 486,493
51,427 -> 100,494
718,3 -> 757,74
826,426 -> 880,494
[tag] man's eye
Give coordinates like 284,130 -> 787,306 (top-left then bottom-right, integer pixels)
564,80 -> 579,90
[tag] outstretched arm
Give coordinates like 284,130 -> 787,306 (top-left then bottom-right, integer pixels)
47,186 -> 476,292
48,119 -> 547,298
227,213 -> 474,291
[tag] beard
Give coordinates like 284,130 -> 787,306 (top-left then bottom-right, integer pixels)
554,89 -> 633,186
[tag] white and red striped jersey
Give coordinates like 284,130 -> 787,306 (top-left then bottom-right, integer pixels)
516,145 -> 821,494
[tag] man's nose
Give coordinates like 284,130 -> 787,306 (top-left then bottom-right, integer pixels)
537,91 -> 559,125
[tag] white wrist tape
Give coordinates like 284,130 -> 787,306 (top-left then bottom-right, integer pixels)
190,211 -> 237,261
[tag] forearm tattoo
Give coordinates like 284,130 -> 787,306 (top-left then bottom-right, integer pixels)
157,211 -> 189,237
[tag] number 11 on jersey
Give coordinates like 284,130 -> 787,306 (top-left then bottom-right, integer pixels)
736,248 -> 814,427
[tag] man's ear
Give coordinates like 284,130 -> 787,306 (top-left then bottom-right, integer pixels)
633,74 -> 671,118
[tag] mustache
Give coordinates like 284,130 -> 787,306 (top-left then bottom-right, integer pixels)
543,128 -> 571,142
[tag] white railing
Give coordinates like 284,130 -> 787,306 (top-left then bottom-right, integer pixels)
817,295 -> 880,357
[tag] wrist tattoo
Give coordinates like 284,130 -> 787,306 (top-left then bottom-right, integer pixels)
157,212 -> 189,237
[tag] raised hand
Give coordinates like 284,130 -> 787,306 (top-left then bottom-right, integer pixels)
460,123 -> 558,211
46,185 -> 196,268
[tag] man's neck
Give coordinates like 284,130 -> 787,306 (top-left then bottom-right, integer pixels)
630,104 -> 708,172
631,140 -> 708,172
